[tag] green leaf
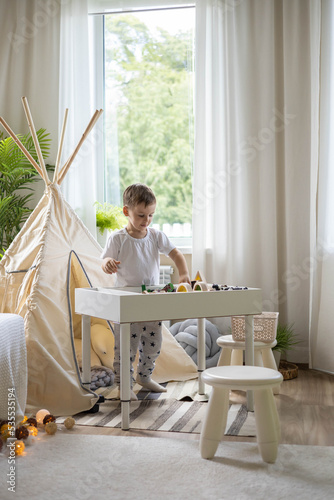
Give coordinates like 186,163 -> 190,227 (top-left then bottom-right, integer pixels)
95,202 -> 127,234
273,323 -> 302,353
0,128 -> 53,251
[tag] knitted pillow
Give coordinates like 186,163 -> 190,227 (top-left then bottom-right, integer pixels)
169,319 -> 221,368
90,366 -> 115,391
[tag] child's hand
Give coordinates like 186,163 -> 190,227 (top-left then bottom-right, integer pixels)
179,273 -> 191,284
102,258 -> 121,274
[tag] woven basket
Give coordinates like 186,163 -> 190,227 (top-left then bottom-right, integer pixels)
231,312 -> 279,343
278,360 -> 298,380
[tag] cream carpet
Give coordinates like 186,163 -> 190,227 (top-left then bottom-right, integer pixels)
1,433 -> 333,500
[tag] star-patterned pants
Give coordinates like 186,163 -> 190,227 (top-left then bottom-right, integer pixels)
113,321 -> 162,386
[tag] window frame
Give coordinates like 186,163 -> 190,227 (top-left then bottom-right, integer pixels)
88,3 -> 195,251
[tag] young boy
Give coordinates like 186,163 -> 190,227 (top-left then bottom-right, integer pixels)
101,183 -> 190,399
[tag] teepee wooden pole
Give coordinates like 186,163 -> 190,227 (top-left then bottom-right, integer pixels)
53,108 -> 69,183
57,109 -> 100,185
21,96 -> 50,185
57,109 -> 103,186
0,116 -> 44,178
57,109 -> 102,183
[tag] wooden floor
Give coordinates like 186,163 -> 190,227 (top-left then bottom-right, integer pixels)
73,365 -> 334,446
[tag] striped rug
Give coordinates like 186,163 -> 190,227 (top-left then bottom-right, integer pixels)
57,380 -> 256,436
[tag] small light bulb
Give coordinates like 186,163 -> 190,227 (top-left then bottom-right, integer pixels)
28,425 -> 38,437
15,440 -> 25,456
36,409 -> 50,424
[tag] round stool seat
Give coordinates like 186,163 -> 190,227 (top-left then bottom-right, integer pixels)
217,334 -> 277,350
202,365 -> 283,391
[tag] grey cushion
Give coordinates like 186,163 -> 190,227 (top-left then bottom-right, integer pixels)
169,319 -> 221,368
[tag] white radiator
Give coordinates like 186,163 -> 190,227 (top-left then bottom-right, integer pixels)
159,265 -> 173,285
159,266 -> 173,328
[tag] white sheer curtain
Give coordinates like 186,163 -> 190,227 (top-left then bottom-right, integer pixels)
59,0 -> 103,236
193,0 -> 321,364
309,0 -> 334,373
0,0 -> 104,234
0,0 -> 60,167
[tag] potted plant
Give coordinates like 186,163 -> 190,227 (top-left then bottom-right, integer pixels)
0,129 -> 52,258
95,202 -> 127,246
272,322 -> 301,369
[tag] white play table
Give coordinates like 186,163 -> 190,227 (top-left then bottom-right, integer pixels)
75,286 -> 262,430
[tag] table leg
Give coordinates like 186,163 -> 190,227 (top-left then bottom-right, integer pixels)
245,314 -> 254,411
120,323 -> 131,430
197,317 -> 206,395
81,315 -> 91,386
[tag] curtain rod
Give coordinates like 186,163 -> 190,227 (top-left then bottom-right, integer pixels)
89,5 -> 195,16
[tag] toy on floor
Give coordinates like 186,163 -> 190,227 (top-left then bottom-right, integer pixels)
90,365 -> 114,391
169,318 -> 222,368
90,322 -> 114,369
74,321 -> 115,391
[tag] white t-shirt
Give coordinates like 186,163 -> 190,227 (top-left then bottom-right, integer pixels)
101,227 -> 175,287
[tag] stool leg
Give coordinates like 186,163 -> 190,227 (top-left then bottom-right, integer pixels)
254,350 -> 263,367
253,388 -> 280,463
200,387 -> 229,459
217,347 -> 232,367
261,348 -> 280,394
231,349 -> 243,365
261,348 -> 277,370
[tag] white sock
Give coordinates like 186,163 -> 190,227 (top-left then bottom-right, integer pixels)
116,387 -> 138,401
136,376 -> 167,393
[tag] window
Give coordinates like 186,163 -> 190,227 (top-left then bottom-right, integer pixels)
89,3 -> 195,249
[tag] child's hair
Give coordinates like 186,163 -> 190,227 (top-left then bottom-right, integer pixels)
123,183 -> 156,208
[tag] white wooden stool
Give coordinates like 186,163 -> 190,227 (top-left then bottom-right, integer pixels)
200,365 -> 283,463
217,335 -> 280,394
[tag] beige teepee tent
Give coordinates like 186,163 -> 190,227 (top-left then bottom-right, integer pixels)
0,98 -> 197,417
